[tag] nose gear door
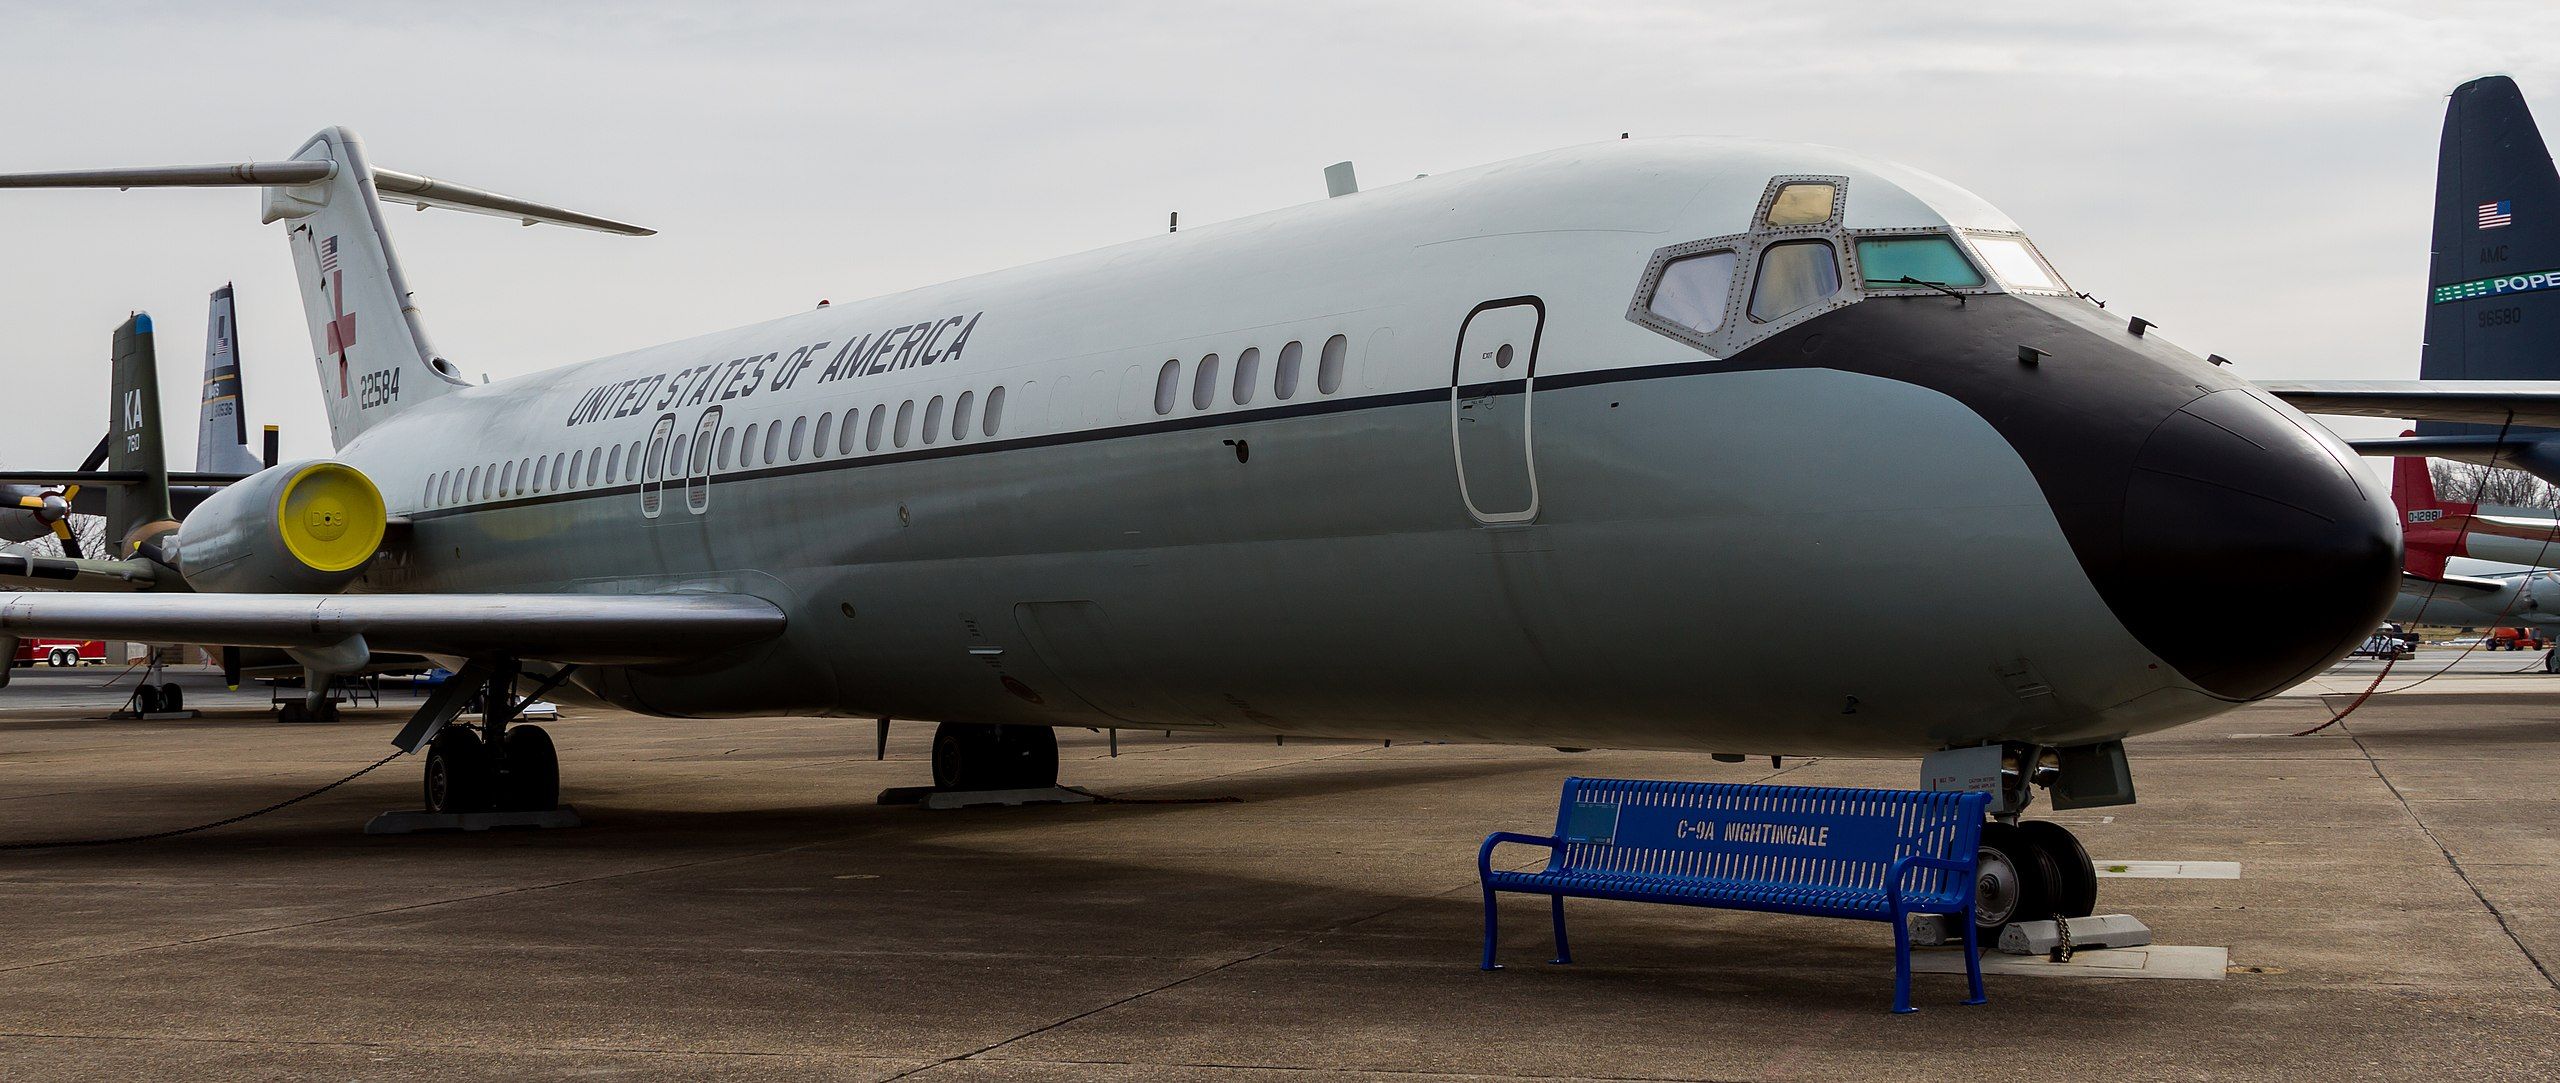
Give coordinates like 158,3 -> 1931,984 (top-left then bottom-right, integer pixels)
1449,298 -> 1543,523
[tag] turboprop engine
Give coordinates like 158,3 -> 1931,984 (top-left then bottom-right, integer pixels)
175,460 -> 386,593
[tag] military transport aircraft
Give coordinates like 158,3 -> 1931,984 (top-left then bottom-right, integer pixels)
0,284 -> 265,557
0,123 -> 2426,937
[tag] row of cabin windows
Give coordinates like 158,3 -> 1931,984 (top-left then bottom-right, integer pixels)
1153,334 -> 1348,417
421,384 -> 1008,508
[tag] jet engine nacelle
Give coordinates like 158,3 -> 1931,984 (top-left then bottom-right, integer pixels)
176,460 -> 386,593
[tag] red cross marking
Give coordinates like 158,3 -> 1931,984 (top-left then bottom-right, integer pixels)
326,269 -> 356,397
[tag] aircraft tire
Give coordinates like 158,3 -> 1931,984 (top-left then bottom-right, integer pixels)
996,725 -> 1060,789
932,723 -> 1004,790
1974,822 -> 2059,938
136,684 -> 164,714
2544,648 -> 2558,674
425,729 -> 495,814
501,725 -> 561,811
2017,820 -> 2097,918
159,683 -> 184,713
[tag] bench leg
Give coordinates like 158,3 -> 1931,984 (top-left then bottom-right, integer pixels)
1892,916 -> 1916,1014
1960,910 -> 1987,1006
1549,894 -> 1572,965
1480,886 -> 1502,971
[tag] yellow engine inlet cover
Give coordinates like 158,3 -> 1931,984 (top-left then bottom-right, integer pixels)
276,462 -> 386,573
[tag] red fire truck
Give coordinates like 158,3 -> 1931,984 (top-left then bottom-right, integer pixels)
12,639 -> 104,667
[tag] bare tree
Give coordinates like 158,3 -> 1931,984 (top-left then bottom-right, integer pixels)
2429,460 -> 2560,510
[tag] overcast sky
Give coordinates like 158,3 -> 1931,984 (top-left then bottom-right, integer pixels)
2,1 -> 2556,468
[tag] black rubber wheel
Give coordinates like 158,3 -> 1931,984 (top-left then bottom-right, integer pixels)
501,725 -> 561,811
317,701 -> 341,724
159,683 -> 184,712
135,684 -> 164,714
2017,820 -> 2098,918
2543,647 -> 2558,674
277,700 -> 308,724
425,729 -> 494,814
1974,821 -> 2060,937
48,650 -> 71,668
995,725 -> 1060,789
931,723 -> 1003,790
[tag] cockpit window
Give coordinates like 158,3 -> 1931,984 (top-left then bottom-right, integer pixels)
1967,234 -> 2063,291
1748,240 -> 1840,322
1764,183 -> 1836,227
1647,250 -> 1737,335
1855,235 -> 1984,290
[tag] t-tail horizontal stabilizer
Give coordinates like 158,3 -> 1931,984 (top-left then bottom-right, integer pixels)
0,158 -> 654,235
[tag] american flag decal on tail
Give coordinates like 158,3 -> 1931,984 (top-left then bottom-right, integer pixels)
2479,200 -> 2513,230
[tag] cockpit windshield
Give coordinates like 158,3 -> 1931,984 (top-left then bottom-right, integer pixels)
1855,235 -> 1983,290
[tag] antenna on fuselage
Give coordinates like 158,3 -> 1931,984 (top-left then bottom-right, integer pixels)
1324,161 -> 1358,198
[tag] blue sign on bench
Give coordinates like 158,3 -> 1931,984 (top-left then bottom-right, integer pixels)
1479,777 -> 1990,1013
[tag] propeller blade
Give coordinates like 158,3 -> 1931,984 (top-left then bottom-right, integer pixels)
56,526 -> 81,560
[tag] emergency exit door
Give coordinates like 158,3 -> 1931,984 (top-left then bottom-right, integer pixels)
1450,298 -> 1543,523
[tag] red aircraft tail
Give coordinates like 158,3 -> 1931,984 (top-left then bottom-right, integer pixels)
2390,433 -> 2475,579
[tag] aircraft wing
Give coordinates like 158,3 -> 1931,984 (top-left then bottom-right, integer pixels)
2260,381 -> 2560,428
2407,570 -> 2510,594
0,591 -> 784,664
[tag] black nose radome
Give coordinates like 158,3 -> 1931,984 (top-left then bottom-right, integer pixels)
2113,389 -> 2401,700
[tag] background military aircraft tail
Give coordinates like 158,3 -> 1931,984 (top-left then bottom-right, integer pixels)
2266,76 -> 2560,447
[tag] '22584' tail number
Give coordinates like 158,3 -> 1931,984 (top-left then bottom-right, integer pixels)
357,368 -> 401,409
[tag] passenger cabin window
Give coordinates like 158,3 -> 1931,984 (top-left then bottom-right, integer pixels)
1856,235 -> 1983,290
570,450 -> 586,487
1968,234 -> 2062,291
1232,348 -> 1260,405
867,405 -> 885,451
1648,250 -> 1737,335
789,415 -> 808,461
763,420 -> 783,465
839,411 -> 859,455
1749,240 -> 1841,323
922,396 -> 944,445
1317,335 -> 1347,394
1154,359 -> 1181,416
1764,182 -> 1835,226
1193,354 -> 1220,411
1274,341 -> 1303,400
983,385 -> 1006,436
895,400 -> 915,447
813,412 -> 834,457
953,390 -> 976,440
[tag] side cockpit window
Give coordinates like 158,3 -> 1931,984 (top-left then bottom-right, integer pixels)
1748,240 -> 1840,323
1647,250 -> 1737,335
1966,233 -> 2065,292
1855,235 -> 1983,291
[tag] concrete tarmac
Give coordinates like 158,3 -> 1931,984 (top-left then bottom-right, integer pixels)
1,663 -> 2556,1081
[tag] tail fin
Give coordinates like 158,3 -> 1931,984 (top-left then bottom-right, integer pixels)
195,284 -> 264,474
0,127 -> 653,447
278,128 -> 475,446
2392,433 -> 2476,580
106,315 -> 175,555
2418,75 -> 2560,437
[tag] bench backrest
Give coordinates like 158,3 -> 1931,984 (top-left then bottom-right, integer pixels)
1548,778 -> 1987,897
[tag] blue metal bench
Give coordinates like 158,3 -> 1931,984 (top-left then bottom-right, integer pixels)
1479,777 -> 1990,1013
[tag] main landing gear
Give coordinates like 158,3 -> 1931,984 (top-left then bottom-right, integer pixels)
384,658 -> 580,818
879,722 -> 1089,809
930,722 -> 1061,791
